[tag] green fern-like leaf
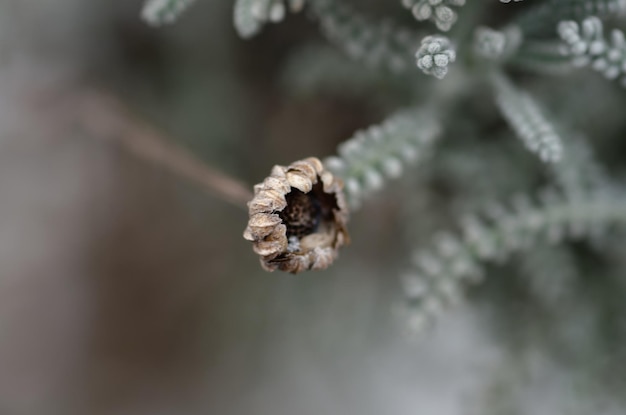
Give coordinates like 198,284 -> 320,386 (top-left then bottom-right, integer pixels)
399,186 -> 626,333
325,108 -> 441,207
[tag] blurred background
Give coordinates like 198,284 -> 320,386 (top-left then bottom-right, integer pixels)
1,1 -> 625,414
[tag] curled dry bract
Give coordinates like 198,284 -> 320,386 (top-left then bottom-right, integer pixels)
243,157 -> 350,273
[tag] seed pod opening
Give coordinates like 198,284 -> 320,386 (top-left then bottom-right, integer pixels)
243,157 -> 350,273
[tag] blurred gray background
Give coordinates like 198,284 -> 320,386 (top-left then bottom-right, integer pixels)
1,1 -> 625,414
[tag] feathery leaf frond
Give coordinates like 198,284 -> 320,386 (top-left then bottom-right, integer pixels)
492,72 -> 563,163
559,16 -> 626,86
311,0 -> 421,73
399,186 -> 626,333
325,108 -> 441,207
516,0 -> 626,38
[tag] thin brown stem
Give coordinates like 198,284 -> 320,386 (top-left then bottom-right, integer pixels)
75,90 -> 253,209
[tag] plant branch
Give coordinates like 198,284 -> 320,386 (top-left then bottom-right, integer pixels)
75,90 -> 253,209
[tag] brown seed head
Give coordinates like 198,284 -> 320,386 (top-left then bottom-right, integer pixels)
243,157 -> 350,273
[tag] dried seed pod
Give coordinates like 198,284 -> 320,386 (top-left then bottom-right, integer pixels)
243,157 -> 350,273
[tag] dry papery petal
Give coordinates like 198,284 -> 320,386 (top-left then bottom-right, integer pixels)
243,157 -> 350,273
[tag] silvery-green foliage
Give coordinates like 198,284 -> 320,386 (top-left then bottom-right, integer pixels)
559,17 -> 626,86
415,35 -> 456,79
141,0 -> 195,26
492,73 -> 563,163
310,0 -> 421,73
234,0 -> 306,38
515,0 -> 626,37
324,109 -> 441,207
401,0 -> 466,32
505,3 -> 626,74
474,26 -> 522,61
141,0 -> 626,352
400,187 -> 626,333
